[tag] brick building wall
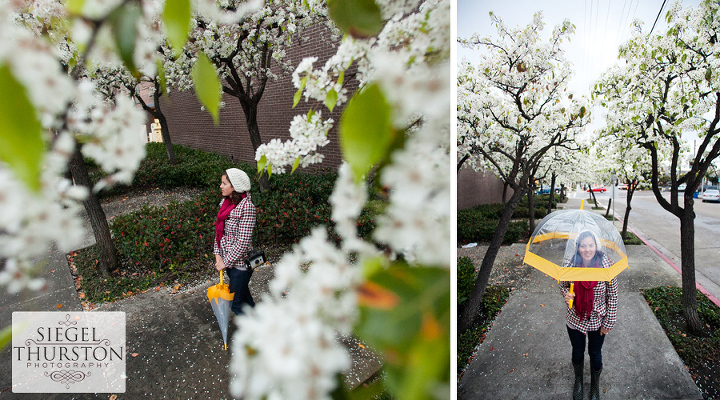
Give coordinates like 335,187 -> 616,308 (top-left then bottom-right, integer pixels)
457,164 -> 514,209
156,23 -> 356,172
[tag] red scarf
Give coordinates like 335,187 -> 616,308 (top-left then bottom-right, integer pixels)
574,280 -> 597,321
215,198 -> 237,247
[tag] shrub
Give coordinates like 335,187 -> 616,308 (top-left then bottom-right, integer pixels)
457,217 -> 528,244
457,285 -> 510,376
88,143 -> 250,197
457,257 -> 476,311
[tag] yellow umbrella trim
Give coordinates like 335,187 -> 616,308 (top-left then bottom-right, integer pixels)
207,283 -> 234,305
524,232 -> 629,282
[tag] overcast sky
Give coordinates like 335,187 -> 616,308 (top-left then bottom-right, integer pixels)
456,0 -> 705,156
457,0 -> 703,96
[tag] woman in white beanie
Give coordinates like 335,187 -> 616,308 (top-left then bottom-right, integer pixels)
214,168 -> 256,315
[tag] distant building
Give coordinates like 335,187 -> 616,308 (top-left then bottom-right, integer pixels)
457,165 -> 514,209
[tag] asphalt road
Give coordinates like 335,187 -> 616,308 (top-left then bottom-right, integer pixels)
576,188 -> 720,300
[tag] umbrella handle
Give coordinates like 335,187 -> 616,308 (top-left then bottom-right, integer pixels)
220,271 -> 224,286
568,283 -> 574,309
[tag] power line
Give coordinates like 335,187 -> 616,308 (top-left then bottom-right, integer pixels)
649,0 -> 668,35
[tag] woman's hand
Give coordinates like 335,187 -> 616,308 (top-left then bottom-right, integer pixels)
600,327 -> 610,336
215,257 -> 226,271
564,291 -> 575,306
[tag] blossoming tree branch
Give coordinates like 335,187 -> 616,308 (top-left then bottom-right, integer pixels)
0,0 -> 450,399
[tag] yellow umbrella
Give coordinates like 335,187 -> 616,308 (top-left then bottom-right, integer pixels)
207,272 -> 234,350
523,201 -> 628,308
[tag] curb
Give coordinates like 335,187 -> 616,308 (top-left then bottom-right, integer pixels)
596,198 -> 720,309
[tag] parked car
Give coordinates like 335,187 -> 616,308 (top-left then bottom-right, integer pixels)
678,183 -> 687,191
537,186 -> 561,195
701,188 -> 720,202
587,185 -> 607,193
618,183 -> 629,190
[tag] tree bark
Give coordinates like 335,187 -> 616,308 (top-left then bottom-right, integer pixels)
605,198 -> 612,218
528,176 -> 536,233
587,184 -> 599,208
458,182 -> 527,333
621,182 -> 636,240
237,97 -> 270,192
153,84 -> 177,165
547,172 -> 556,213
67,145 -> 119,276
680,196 -> 704,334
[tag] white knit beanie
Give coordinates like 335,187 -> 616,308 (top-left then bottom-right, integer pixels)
226,168 -> 251,193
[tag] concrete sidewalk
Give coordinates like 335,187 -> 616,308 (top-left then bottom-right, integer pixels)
458,196 -> 703,399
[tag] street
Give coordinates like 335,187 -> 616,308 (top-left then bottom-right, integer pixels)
572,188 -> 720,300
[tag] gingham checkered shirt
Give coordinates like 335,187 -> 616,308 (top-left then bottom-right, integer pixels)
213,195 -> 255,270
559,253 -> 619,334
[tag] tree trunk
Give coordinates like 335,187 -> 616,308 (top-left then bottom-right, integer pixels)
157,113 -> 177,165
68,145 -> 119,276
621,182 -> 636,240
528,176 -> 536,233
587,184 -> 599,208
239,98 -> 270,193
502,182 -> 508,205
605,198 -> 612,218
153,87 -> 177,165
458,182 -> 527,333
547,172 -> 556,213
680,198 -> 704,334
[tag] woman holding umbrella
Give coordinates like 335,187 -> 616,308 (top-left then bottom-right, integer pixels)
214,168 -> 256,315
561,230 -> 618,400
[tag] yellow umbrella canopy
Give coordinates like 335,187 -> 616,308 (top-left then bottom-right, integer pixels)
207,272 -> 234,350
523,208 -> 628,283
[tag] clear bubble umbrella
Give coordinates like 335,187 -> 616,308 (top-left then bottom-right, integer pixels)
207,272 -> 234,350
523,203 -> 628,308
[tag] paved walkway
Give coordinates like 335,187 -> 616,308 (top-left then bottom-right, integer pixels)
458,196 -> 704,399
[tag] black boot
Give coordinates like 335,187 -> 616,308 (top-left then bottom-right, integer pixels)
572,363 -> 583,400
589,368 -> 601,400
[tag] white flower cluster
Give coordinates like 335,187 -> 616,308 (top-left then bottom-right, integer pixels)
231,164 -> 381,400
0,0 -> 158,292
70,81 -> 148,190
0,134 -> 88,292
255,111 -> 333,174
233,0 -> 450,398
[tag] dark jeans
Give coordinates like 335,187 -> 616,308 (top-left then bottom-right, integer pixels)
567,325 -> 605,371
228,267 -> 255,315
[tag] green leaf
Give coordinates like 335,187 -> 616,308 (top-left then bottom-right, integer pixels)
325,88 -> 338,112
257,154 -> 267,174
293,76 -> 307,108
157,59 -> 167,97
108,3 -> 142,76
291,156 -> 300,174
337,69 -> 345,86
356,264 -> 450,400
0,324 -> 12,351
65,0 -> 85,14
327,0 -> 383,38
191,53 -> 221,124
0,64 -> 44,193
306,109 -> 315,123
163,0 -> 192,57
339,83 -> 393,182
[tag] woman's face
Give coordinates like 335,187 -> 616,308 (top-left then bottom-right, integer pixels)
220,175 -> 234,197
578,236 -> 597,265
